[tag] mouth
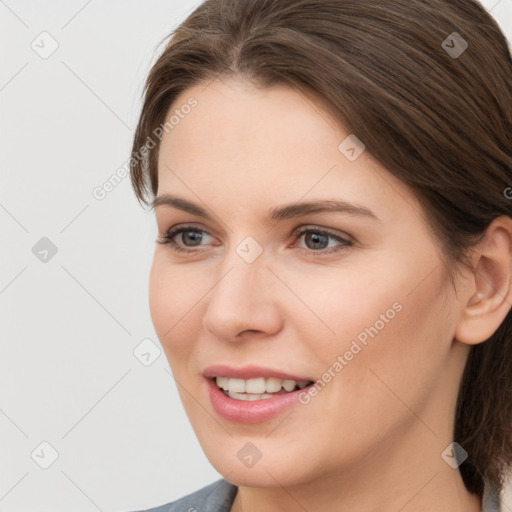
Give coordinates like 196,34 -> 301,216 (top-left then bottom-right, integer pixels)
213,376 -> 314,401
202,365 -> 317,423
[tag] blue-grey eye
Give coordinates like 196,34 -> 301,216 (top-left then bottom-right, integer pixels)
180,230 -> 204,246
304,232 -> 330,250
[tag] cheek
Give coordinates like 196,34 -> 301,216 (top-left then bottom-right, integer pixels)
274,261 -> 408,359
280,255 -> 452,388
148,253 -> 205,364
326,268 -> 453,416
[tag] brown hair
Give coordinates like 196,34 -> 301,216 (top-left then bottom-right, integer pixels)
130,0 -> 512,498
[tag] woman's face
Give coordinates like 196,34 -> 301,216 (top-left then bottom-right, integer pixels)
149,78 -> 470,488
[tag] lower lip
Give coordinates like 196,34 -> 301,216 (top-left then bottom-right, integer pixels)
206,378 -> 309,424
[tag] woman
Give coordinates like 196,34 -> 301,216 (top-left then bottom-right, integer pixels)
129,0 -> 512,510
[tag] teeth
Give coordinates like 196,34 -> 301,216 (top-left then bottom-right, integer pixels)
245,377 -> 266,394
215,376 -> 229,390
215,376 -> 311,395
228,390 -> 275,401
282,379 -> 296,392
266,377 -> 282,393
226,378 -> 245,393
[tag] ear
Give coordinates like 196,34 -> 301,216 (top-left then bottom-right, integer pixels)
455,216 -> 512,346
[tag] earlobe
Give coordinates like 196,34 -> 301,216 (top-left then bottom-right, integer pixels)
454,216 -> 512,346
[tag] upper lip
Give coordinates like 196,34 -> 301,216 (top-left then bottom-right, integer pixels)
203,364 -> 315,382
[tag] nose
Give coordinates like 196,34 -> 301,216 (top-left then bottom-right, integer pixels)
201,255 -> 283,342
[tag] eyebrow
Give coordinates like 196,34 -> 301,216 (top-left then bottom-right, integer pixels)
151,194 -> 382,223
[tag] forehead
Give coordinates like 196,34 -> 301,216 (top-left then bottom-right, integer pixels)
159,79 -> 345,183
156,78 -> 422,226
161,78 -> 342,158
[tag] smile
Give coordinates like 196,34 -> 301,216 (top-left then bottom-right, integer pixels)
215,376 -> 312,401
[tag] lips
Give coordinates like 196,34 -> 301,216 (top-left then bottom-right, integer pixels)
202,364 -> 315,382
202,365 -> 316,424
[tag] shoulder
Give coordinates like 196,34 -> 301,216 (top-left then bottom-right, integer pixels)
129,478 -> 238,512
482,480 -> 502,512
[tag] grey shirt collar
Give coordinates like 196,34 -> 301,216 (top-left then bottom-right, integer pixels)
135,477 -> 503,511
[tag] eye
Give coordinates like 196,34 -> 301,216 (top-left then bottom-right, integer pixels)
157,224 -> 354,256
157,225 -> 216,253
293,227 -> 353,254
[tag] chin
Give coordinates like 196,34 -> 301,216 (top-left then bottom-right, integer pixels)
200,440 -> 320,489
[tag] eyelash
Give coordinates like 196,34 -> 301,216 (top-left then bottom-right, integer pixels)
156,224 -> 354,256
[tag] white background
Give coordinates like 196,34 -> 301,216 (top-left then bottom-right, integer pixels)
1,1 -> 511,511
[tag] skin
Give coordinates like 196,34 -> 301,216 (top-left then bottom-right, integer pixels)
149,77 -> 512,512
